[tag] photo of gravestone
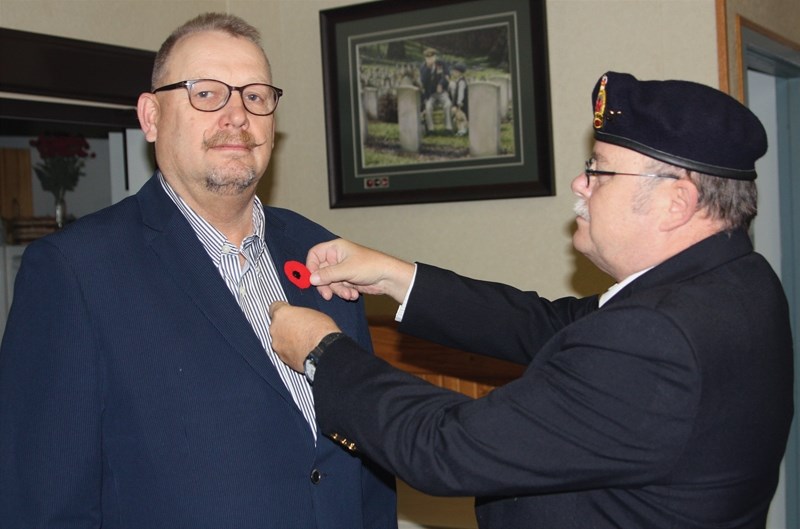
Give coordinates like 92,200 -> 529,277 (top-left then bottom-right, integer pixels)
355,22 -> 516,169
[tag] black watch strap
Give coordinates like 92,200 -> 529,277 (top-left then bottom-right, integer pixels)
304,332 -> 345,384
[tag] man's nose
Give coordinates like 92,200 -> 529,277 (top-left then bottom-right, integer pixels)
571,172 -> 590,197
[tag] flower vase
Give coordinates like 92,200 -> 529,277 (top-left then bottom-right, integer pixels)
55,196 -> 67,228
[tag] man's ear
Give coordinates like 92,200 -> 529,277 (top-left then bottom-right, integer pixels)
660,179 -> 700,231
137,93 -> 160,143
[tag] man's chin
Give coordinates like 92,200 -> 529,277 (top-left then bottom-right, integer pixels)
206,167 -> 259,195
572,228 -> 591,254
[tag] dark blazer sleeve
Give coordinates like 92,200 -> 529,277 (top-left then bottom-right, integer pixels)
314,266 -> 699,498
400,264 -> 598,364
0,240 -> 103,525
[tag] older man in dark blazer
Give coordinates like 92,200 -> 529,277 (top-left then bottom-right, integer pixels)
269,72 -> 794,528
0,13 -> 395,529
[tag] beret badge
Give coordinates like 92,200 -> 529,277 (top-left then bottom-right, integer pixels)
591,71 -> 767,180
593,74 -> 608,130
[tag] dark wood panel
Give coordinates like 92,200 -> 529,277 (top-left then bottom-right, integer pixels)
0,28 -> 154,106
0,98 -> 140,137
368,317 -> 525,398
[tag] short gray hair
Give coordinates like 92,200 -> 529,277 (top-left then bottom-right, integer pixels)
644,159 -> 758,230
151,13 -> 270,89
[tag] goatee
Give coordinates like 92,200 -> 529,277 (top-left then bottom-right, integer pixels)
203,131 -> 261,195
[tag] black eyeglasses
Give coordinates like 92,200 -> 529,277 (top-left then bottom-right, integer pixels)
583,158 -> 679,187
153,79 -> 283,116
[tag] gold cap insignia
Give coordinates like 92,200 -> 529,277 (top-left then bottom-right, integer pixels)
593,75 -> 608,129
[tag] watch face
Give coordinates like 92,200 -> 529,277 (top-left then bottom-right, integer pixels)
304,356 -> 317,383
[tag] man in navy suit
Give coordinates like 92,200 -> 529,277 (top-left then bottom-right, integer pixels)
269,72 -> 794,528
0,12 -> 396,528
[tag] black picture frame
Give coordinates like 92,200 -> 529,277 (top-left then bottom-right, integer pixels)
320,0 -> 553,208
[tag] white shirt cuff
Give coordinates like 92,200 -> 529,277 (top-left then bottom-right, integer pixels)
394,263 -> 418,322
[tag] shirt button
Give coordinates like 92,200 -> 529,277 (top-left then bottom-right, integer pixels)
310,469 -> 321,484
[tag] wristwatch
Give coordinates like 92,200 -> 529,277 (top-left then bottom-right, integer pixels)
304,332 -> 345,384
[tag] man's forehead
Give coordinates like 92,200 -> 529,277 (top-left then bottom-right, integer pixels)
164,31 -> 270,81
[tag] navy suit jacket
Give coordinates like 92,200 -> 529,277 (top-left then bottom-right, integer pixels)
0,175 -> 396,528
312,230 -> 793,528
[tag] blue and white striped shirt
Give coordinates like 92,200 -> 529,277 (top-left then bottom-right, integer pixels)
158,173 -> 317,439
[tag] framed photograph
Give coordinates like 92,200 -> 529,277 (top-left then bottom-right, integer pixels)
320,0 -> 553,208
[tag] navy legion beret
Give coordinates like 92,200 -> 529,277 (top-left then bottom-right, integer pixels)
592,72 -> 767,180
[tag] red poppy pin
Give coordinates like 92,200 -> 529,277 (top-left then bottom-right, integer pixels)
284,260 -> 312,289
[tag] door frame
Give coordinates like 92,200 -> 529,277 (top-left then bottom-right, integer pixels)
716,2 -> 800,526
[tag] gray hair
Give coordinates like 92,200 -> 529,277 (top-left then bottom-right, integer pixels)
151,13 -> 270,89
643,159 -> 758,230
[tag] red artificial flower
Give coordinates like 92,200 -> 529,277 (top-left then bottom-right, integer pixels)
284,260 -> 312,289
30,134 -> 95,159
29,133 -> 96,201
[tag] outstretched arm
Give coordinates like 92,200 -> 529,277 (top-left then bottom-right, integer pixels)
272,239 -> 414,374
306,239 -> 415,304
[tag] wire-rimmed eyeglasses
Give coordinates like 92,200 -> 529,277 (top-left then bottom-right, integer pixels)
153,79 -> 283,116
583,158 -> 679,187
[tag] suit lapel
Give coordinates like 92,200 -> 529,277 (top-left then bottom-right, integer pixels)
263,211 -> 323,312
136,176 -> 295,405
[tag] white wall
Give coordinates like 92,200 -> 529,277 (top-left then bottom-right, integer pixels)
266,0 -> 721,302
0,0 -> 722,303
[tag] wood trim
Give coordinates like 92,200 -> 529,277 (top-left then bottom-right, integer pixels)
0,148 -> 33,220
0,98 -> 140,134
718,5 -> 800,103
0,28 -> 154,136
734,14 -> 746,103
0,28 -> 154,106
368,317 -> 525,399
739,15 -> 800,52
715,0 -> 730,94
733,14 -> 800,104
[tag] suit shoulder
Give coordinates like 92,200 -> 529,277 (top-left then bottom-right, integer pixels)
264,206 -> 336,242
36,196 -> 141,246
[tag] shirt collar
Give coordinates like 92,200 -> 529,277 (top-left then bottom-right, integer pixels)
598,267 -> 653,307
157,171 -> 265,265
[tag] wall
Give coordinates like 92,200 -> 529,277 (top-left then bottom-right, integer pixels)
268,0 -> 722,310
720,0 -> 800,100
1,1 -> 797,304
2,1 -> 798,527
0,0 -> 725,310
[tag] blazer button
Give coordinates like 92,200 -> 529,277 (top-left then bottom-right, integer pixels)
310,469 -> 322,484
